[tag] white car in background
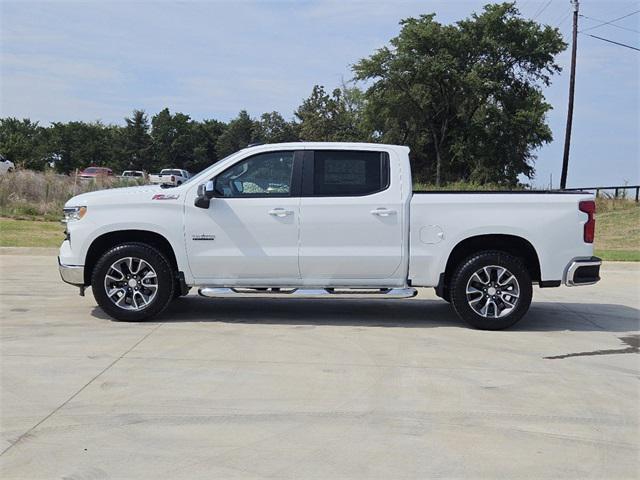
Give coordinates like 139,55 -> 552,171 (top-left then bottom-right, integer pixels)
0,155 -> 15,174
149,169 -> 191,186
119,170 -> 147,182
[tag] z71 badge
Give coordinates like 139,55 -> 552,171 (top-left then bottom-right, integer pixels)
152,193 -> 180,200
192,234 -> 216,241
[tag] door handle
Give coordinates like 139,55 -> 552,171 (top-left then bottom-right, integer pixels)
370,208 -> 397,217
268,208 -> 293,217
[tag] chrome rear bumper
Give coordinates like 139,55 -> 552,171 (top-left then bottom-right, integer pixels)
565,257 -> 602,286
58,257 -> 84,286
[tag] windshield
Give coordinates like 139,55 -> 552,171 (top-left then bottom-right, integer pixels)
186,152 -> 239,184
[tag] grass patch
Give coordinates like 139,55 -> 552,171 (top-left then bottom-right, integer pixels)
594,200 -> 639,261
595,250 -> 640,262
0,218 -> 63,247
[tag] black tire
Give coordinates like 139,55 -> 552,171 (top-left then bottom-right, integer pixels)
449,250 -> 532,330
92,243 -> 175,321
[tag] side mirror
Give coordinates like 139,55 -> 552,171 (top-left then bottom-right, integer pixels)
194,180 -> 216,209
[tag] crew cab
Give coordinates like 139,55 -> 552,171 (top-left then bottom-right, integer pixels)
149,168 -> 191,186
58,143 -> 601,329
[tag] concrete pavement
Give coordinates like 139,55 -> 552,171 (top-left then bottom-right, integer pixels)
0,250 -> 638,479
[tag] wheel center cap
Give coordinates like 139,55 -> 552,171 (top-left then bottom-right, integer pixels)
128,279 -> 138,288
487,286 -> 497,296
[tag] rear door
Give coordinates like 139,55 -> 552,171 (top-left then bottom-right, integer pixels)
298,149 -> 403,281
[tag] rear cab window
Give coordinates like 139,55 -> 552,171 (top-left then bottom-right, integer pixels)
305,150 -> 389,196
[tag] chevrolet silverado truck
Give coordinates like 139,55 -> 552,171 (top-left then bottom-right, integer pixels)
58,143 -> 601,329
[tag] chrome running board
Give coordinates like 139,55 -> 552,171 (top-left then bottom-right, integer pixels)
198,287 -> 417,299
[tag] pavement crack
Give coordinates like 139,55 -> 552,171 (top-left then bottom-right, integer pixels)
0,322 -> 164,457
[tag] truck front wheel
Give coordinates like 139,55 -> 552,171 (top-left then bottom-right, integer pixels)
449,251 -> 532,330
92,243 -> 175,321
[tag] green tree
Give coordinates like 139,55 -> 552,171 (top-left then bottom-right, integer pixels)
192,119 -> 227,171
295,85 -> 368,142
0,118 -> 48,170
353,2 -> 566,186
48,121 -> 117,173
215,110 -> 255,158
150,108 -> 197,171
253,111 -> 299,144
119,110 -> 153,172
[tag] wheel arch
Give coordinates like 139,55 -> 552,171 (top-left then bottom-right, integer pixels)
84,230 -> 179,286
438,234 -> 541,296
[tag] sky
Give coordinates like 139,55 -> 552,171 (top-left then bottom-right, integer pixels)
1,0 -> 638,188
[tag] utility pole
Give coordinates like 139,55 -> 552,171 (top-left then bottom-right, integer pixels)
560,0 -> 579,189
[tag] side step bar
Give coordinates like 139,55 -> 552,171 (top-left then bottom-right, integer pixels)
198,287 -> 417,299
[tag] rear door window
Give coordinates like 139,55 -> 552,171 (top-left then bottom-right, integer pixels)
311,151 -> 389,196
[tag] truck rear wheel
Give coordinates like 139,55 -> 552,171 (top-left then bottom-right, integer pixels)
92,243 -> 175,321
449,251 -> 532,330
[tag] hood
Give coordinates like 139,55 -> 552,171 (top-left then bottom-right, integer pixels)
65,184 -> 167,207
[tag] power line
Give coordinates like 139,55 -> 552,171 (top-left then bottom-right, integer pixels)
557,12 -> 572,27
580,14 -> 640,33
554,5 -> 572,27
532,0 -> 553,20
580,10 -> 640,33
580,32 -> 640,51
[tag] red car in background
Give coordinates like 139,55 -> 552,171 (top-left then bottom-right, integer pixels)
78,167 -> 113,180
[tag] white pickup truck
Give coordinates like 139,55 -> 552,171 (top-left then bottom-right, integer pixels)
59,143 -> 601,329
148,168 -> 191,186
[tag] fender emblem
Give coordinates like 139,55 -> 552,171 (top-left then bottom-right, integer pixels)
152,193 -> 180,200
192,234 -> 215,241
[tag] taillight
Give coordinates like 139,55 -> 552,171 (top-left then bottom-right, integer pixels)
579,200 -> 596,243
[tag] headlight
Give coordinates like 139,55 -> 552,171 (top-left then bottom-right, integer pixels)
62,206 -> 87,223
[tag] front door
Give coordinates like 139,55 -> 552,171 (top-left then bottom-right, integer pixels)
185,150 -> 301,284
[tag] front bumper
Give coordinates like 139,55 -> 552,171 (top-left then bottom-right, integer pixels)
58,257 -> 84,286
565,256 -> 602,286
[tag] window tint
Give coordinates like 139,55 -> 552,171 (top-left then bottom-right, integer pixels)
313,151 -> 387,196
214,151 -> 294,198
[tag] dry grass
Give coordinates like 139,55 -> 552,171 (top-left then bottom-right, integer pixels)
413,181 -> 525,191
0,169 -> 143,221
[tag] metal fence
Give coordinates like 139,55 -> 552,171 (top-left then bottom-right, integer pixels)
563,185 -> 640,202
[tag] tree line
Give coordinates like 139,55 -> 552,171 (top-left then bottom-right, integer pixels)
0,3 -> 565,186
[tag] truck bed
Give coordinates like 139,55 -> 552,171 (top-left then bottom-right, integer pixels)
408,191 -> 594,287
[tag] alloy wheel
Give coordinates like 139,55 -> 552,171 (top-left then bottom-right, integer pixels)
465,265 -> 520,318
103,257 -> 158,311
